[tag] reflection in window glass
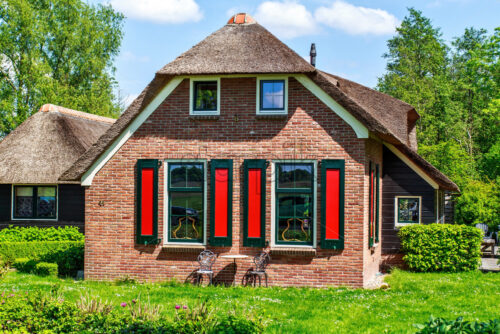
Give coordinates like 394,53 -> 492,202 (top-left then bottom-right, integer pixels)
260,80 -> 285,110
397,197 -> 420,224
169,163 -> 204,188
37,187 -> 56,218
275,163 -> 314,245
193,81 -> 217,111
15,187 -> 34,218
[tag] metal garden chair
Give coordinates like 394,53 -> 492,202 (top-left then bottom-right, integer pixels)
249,252 -> 271,287
196,250 -> 216,285
475,223 -> 495,256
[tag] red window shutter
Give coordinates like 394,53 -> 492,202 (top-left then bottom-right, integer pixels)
210,159 -> 233,246
214,168 -> 229,237
136,159 -> 159,245
325,169 -> 340,240
247,168 -> 262,238
321,160 -> 344,249
141,168 -> 154,236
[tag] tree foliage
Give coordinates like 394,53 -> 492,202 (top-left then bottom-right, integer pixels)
378,8 -> 499,226
0,0 -> 124,137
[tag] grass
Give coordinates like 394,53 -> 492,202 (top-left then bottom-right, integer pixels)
1,269 -> 499,333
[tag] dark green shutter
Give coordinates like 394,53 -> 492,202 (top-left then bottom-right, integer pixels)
369,161 -> 374,248
243,159 -> 266,247
320,159 -> 345,249
210,159 -> 233,246
136,159 -> 159,245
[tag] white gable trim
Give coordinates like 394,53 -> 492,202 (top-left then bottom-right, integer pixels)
80,74 -> 370,185
294,75 -> 369,138
384,143 -> 439,189
81,77 -> 183,186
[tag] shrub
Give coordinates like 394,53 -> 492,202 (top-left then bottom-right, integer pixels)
34,262 -> 58,277
0,241 -> 83,276
0,259 -> 7,279
399,224 -> 482,272
415,316 -> 500,333
13,258 -> 37,273
0,226 -> 84,242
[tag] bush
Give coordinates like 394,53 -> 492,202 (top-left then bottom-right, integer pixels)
455,180 -> 500,231
13,258 -> 38,273
0,241 -> 83,276
0,226 -> 84,242
399,224 -> 482,272
0,292 -> 264,333
415,316 -> 500,333
34,262 -> 58,277
0,259 -> 7,279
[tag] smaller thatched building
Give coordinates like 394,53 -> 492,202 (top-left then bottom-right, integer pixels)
0,104 -> 115,231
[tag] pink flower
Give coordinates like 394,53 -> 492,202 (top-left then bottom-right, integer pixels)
183,305 -> 188,309
175,305 -> 181,310
120,302 -> 127,307
132,299 -> 137,304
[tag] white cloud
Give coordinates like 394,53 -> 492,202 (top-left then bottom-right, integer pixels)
110,0 -> 202,24
254,1 -> 318,39
315,1 -> 399,35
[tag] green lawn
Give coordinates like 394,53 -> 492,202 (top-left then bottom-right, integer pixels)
1,270 -> 498,333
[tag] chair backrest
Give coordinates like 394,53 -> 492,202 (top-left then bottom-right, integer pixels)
197,250 -> 216,271
253,252 -> 271,272
475,223 -> 491,238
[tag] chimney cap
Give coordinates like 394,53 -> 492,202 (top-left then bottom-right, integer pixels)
227,13 -> 256,25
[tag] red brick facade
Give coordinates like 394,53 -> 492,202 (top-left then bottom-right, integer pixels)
84,77 -> 382,287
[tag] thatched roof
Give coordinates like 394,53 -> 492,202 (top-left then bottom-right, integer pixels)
0,104 -> 115,184
59,14 -> 458,191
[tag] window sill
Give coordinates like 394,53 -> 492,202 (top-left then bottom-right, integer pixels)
162,244 -> 206,253
255,114 -> 288,120
270,247 -> 316,256
189,114 -> 219,120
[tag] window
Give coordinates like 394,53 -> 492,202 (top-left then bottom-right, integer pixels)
257,79 -> 288,114
395,196 -> 421,226
167,162 -> 205,243
190,78 -> 220,115
13,185 -> 57,220
275,162 -> 314,246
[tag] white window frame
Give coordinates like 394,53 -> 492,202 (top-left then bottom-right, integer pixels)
163,159 -> 207,246
256,77 -> 288,115
11,184 -> 59,221
270,160 -> 317,249
394,195 -> 422,227
189,77 -> 221,116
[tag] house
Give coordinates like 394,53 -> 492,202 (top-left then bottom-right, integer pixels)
0,104 -> 115,231
60,14 -> 458,287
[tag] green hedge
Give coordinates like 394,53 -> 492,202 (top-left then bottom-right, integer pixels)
0,226 -> 84,242
399,224 -> 482,272
34,262 -> 58,277
0,241 -> 83,276
12,258 -> 38,273
415,316 -> 500,333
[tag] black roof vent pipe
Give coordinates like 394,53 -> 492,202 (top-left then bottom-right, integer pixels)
310,43 -> 316,67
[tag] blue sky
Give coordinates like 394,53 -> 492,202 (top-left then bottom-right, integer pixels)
92,0 -> 500,107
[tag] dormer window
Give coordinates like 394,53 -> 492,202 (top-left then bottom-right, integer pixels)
257,78 -> 288,115
190,78 -> 220,115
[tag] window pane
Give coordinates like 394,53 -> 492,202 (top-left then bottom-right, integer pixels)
170,192 -> 203,240
277,193 -> 312,218
398,198 -> 420,223
170,163 -> 203,188
261,81 -> 284,110
37,187 -> 56,218
277,217 -> 312,243
194,81 -> 217,111
15,187 -> 33,218
277,163 -> 312,189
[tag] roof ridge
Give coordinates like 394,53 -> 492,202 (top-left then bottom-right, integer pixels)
39,104 -> 116,124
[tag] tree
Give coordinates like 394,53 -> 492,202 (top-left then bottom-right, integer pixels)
0,0 -> 124,137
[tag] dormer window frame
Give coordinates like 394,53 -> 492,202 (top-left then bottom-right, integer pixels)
189,77 -> 221,116
256,77 -> 288,115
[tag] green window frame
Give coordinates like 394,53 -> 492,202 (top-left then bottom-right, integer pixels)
320,160 -> 345,250
274,162 -> 315,246
12,185 -> 57,220
259,80 -> 286,112
136,159 -> 159,245
243,159 -> 266,247
210,159 -> 233,246
193,81 -> 218,112
395,196 -> 421,226
166,161 -> 205,244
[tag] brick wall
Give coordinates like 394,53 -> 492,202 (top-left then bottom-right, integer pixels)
84,77 -> 378,287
